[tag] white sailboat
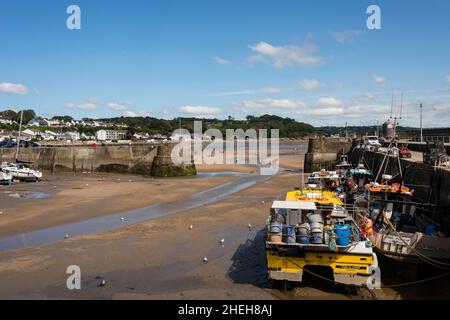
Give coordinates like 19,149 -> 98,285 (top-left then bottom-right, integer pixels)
3,110 -> 43,182
1,162 -> 42,182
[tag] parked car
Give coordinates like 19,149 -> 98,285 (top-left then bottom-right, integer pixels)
399,144 -> 412,158
0,141 -> 16,148
365,136 -> 381,147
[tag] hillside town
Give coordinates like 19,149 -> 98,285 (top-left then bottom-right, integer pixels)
0,113 -> 170,144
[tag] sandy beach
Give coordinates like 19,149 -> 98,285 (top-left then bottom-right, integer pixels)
0,173 -> 236,238
1,150 -> 448,300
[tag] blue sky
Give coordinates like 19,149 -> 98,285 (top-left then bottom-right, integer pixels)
1,0 -> 450,127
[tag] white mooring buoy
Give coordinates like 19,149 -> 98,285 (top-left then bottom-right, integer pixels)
203,256 -> 208,263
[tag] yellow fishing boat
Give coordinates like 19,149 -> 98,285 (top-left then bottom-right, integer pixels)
265,187 -> 379,287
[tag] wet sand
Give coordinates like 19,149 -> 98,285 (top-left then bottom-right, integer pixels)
0,171 -> 296,299
1,149 -> 448,299
0,173 -> 236,238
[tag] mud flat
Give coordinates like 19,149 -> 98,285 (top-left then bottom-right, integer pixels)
0,173 -> 235,238
2,149 -> 446,299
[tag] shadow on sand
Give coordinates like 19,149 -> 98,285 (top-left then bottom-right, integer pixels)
226,229 -> 360,298
227,229 -> 272,289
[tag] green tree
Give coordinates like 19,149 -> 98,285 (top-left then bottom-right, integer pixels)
15,109 -> 36,124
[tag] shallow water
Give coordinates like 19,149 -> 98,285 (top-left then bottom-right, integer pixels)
3,191 -> 50,199
0,173 -> 272,251
196,172 -> 248,178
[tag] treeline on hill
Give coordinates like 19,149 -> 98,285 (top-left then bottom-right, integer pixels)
96,114 -> 316,138
316,125 -> 418,137
0,109 -> 36,128
0,110 -> 316,138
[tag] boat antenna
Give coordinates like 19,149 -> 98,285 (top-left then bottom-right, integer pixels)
390,92 -> 394,118
399,92 -> 403,120
15,110 -> 24,162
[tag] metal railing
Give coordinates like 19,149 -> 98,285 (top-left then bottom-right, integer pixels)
402,136 -> 450,144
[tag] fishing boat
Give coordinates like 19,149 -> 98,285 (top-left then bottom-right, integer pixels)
0,170 -> 12,185
265,188 -> 379,287
307,169 -> 341,192
349,163 -> 373,192
336,154 -> 353,178
1,162 -> 42,182
357,180 -> 450,264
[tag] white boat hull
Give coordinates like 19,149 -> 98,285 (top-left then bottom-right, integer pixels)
1,164 -> 42,182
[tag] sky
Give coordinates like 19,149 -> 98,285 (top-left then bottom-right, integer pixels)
1,0 -> 450,127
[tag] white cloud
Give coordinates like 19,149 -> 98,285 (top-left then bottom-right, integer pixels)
234,99 -> 306,110
65,102 -> 97,110
447,75 -> 450,82
373,75 -> 386,85
329,30 -> 362,44
246,55 -> 265,63
123,111 -> 138,117
317,97 -> 343,107
248,41 -> 322,68
213,56 -> 232,65
107,102 -> 129,110
205,86 -> 283,97
122,110 -> 151,117
0,82 -> 29,95
306,107 -> 344,116
432,104 -> 450,111
299,79 -> 320,90
139,111 -> 151,117
258,86 -> 282,94
179,105 -> 221,115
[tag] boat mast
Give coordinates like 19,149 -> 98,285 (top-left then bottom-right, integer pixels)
420,103 -> 423,143
15,110 -> 24,162
390,93 -> 394,118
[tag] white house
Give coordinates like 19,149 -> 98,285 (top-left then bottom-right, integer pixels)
20,129 -> 38,140
96,130 -> 127,141
62,132 -> 80,141
0,117 -> 13,125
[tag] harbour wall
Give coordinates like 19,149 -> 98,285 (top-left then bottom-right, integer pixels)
402,141 -> 450,154
303,137 -> 353,172
0,144 -> 196,177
